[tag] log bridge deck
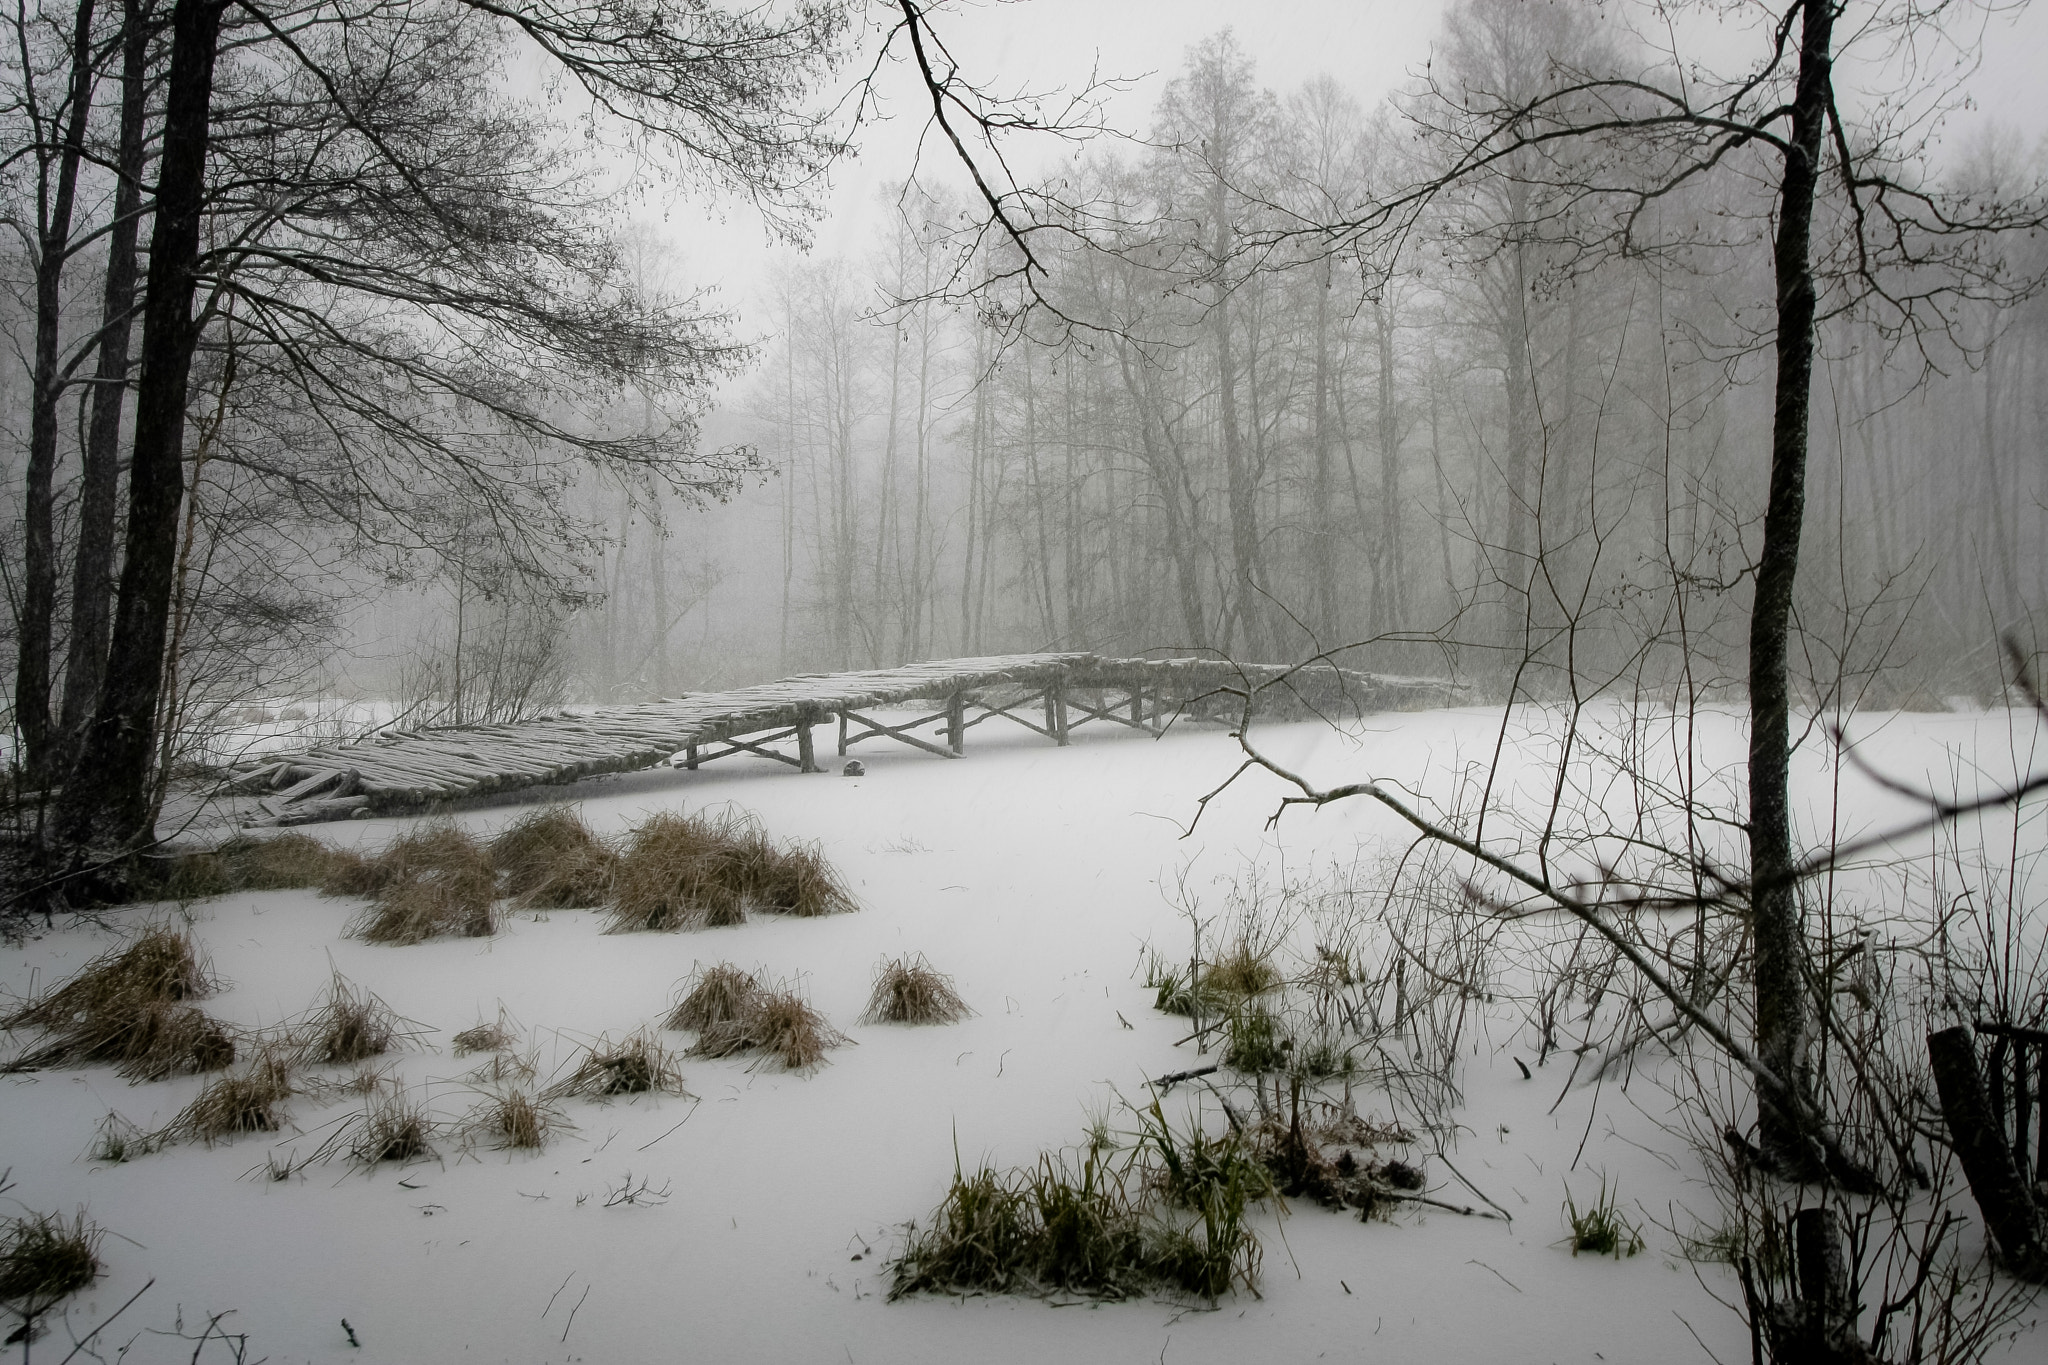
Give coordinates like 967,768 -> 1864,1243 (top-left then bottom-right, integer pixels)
228,652 -> 1457,826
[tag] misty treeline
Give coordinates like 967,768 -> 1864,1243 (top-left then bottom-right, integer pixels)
737,8 -> 2047,705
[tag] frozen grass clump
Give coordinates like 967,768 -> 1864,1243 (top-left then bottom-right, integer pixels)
166,831 -> 346,898
606,810 -> 753,931
738,833 -> 857,918
889,1110 -> 1267,1304
859,954 -> 971,1025
1,925 -> 237,1080
604,808 -> 856,932
0,1210 -> 102,1311
488,806 -> 617,909
460,1090 -> 562,1151
1203,939 -> 1282,999
290,971 -> 417,1068
157,1047 -> 295,1145
542,1030 -> 690,1102
676,973 -> 849,1072
352,1091 -> 438,1166
665,963 -> 758,1032
346,820 -> 497,944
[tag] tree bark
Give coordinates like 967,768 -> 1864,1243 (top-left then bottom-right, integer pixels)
15,0 -> 101,786
57,0 -> 152,768
57,0 -> 225,857
1748,0 -> 1834,1163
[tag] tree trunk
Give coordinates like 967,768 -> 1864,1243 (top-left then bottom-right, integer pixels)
15,0 -> 101,786
56,0 -> 226,858
57,0 -> 151,768
1748,0 -> 1834,1164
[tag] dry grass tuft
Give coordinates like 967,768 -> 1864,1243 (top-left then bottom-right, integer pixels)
1203,940 -> 1282,998
489,806 -> 617,909
542,1030 -> 690,1102
690,981 -> 849,1073
859,953 -> 971,1026
1,926 -> 237,1080
739,834 -> 857,918
604,809 -> 857,932
605,809 -> 753,931
166,832 -> 346,898
461,1090 -> 562,1151
0,1210 -> 102,1309
452,1008 -> 518,1057
665,963 -> 758,1032
346,821 -> 497,944
158,1048 -> 294,1145
291,972 -> 415,1067
351,1091 -> 438,1165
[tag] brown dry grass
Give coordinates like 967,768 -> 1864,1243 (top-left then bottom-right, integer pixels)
157,1047 -> 294,1145
689,980 -> 849,1072
859,953 -> 972,1026
1204,940 -> 1282,998
346,821 -> 497,944
741,835 -> 857,917
461,1090 -> 561,1150
665,963 -> 758,1032
1,926 -> 237,1080
452,1008 -> 518,1057
0,1210 -> 102,1309
604,809 -> 856,932
605,809 -> 753,931
489,806 -> 617,909
541,1030 -> 690,1102
166,831 -> 345,898
349,1091 -> 438,1165
291,972 -> 415,1067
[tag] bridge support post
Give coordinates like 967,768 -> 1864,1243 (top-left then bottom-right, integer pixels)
797,715 -> 819,773
685,743 -> 699,770
1130,686 -> 1143,725
1054,689 -> 1070,746
837,711 -> 848,757
947,693 -> 965,754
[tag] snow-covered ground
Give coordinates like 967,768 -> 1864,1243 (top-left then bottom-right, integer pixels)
4,705 -> 2042,1363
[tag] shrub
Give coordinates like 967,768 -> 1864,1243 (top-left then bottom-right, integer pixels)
488,806 -> 617,909
1222,1006 -> 1290,1073
859,954 -> 971,1025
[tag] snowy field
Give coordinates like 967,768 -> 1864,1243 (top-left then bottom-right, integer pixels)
4,705 -> 2042,1364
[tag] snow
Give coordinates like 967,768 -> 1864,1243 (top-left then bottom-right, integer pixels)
4,706 -> 2042,1363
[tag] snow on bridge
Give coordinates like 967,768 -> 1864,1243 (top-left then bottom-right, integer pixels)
227,652 -> 1459,825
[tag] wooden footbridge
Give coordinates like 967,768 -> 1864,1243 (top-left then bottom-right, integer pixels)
229,653 -> 1457,825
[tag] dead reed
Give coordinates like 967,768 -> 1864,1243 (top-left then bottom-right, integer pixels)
0,926 -> 237,1080
460,1090 -> 561,1151
488,806 -> 617,909
157,1047 -> 295,1145
689,980 -> 849,1072
166,831 -> 346,898
0,1210 -> 102,1310
346,821 -> 497,944
665,963 -> 758,1032
859,954 -> 971,1025
290,972 -> 416,1067
606,809 -> 753,931
542,1030 -> 690,1102
604,809 -> 856,932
